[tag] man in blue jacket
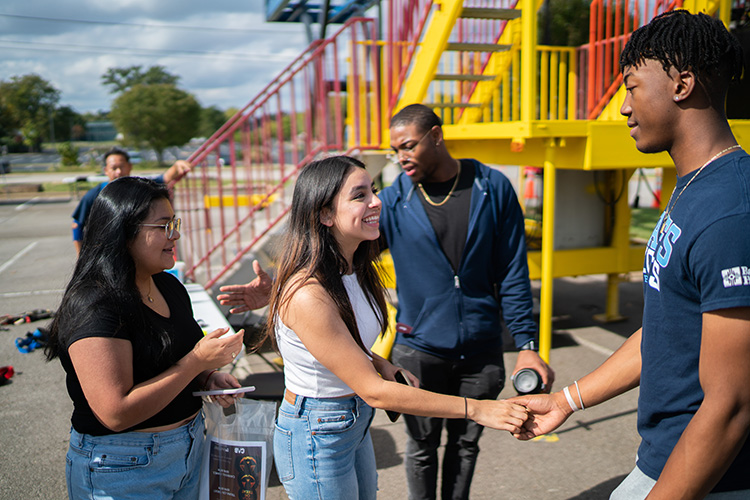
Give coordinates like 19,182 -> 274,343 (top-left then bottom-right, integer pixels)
380,104 -> 553,500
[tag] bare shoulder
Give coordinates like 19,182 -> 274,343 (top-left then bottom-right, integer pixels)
279,272 -> 336,321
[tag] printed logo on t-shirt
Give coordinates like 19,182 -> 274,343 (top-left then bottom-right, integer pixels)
644,213 -> 682,292
722,266 -> 750,288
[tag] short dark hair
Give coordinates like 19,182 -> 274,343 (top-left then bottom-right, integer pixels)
390,104 -> 442,134
620,10 -> 744,90
103,146 -> 130,165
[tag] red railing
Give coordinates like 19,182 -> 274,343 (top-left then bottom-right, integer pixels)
175,18 -> 381,288
386,0 -> 434,112
586,0 -> 683,119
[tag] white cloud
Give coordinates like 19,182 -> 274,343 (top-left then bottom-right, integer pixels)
0,1 -> 310,113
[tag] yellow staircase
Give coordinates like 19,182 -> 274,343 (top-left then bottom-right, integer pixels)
376,0 -> 750,361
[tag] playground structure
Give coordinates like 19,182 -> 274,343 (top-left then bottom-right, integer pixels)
175,0 -> 750,362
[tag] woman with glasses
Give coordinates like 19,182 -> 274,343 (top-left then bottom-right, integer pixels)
46,177 -> 244,499
258,156 -> 527,500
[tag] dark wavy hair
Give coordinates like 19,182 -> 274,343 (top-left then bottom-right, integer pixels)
264,156 -> 388,352
390,104 -> 443,134
46,177 -> 172,362
620,10 -> 744,98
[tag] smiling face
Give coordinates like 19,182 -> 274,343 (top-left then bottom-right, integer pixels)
322,166 -> 381,259
128,198 -> 180,277
389,123 -> 441,183
620,58 -> 681,154
104,153 -> 133,181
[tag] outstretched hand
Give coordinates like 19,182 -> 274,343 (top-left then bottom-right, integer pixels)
507,392 -> 571,440
470,399 -> 529,434
218,260 -> 272,313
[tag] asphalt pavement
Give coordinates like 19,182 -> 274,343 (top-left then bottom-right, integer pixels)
0,189 -> 645,500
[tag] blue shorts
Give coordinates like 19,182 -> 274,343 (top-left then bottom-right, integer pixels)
66,412 -> 204,500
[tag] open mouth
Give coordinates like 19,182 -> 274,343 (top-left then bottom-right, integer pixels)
363,215 -> 380,225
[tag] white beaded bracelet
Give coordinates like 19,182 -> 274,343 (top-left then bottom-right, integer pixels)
563,386 -> 580,412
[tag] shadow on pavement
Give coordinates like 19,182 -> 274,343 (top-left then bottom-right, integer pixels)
567,475 -> 627,499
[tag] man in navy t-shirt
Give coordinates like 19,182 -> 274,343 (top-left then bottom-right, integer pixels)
72,147 -> 191,252
512,10 -> 750,498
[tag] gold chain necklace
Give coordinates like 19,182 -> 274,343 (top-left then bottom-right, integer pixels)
659,144 -> 741,233
418,161 -> 462,207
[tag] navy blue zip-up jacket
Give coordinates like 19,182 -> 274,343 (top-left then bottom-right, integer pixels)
379,160 -> 537,360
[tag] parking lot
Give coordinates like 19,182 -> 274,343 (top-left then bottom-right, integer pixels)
0,189 -> 646,499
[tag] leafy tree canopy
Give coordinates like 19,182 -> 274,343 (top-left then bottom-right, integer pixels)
110,83 -> 200,164
199,105 -> 228,139
102,65 -> 180,94
539,0 -> 590,47
0,74 -> 61,150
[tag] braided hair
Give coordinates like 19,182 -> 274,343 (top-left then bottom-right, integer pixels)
620,10 -> 744,92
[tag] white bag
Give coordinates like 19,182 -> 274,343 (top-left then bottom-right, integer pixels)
199,398 -> 276,500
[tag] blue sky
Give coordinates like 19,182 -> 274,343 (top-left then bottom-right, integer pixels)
0,1 -> 321,113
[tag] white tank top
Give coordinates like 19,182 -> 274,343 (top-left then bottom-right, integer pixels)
275,273 -> 383,398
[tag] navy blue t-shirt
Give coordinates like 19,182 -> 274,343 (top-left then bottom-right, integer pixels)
638,150 -> 750,492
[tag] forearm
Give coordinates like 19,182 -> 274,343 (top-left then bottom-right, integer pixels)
360,377 -> 469,419
647,399 -> 750,499
95,352 -> 204,431
570,328 -> 641,409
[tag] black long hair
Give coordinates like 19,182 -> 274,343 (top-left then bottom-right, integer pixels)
620,10 -> 744,98
46,177 -> 172,362
264,156 -> 388,352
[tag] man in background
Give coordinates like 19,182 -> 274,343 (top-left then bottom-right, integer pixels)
71,147 -> 191,252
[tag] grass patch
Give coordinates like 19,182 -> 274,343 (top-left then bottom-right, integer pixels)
631,207 -> 660,241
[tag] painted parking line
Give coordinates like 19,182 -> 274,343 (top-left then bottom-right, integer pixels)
0,289 -> 63,298
15,196 -> 40,211
0,241 -> 38,276
568,331 -> 616,357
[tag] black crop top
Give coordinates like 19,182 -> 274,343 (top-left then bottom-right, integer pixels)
60,272 -> 204,436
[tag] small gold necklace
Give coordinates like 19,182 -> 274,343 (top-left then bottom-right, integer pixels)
659,144 -> 741,233
418,160 -> 462,207
146,280 -> 154,303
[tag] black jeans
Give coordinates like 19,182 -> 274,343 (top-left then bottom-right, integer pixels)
391,343 -> 505,500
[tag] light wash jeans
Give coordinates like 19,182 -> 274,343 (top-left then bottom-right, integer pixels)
274,393 -> 377,500
66,412 -> 204,500
611,465 -> 750,499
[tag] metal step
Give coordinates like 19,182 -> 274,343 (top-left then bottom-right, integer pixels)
460,7 -> 521,20
424,102 -> 482,108
434,74 -> 497,82
445,42 -> 512,52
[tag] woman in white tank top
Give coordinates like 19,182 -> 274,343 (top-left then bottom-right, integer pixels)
236,156 -> 529,500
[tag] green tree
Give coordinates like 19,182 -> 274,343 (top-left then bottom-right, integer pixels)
52,105 -> 86,142
110,83 -> 200,164
199,105 -> 227,138
0,74 -> 60,151
539,0 -> 590,47
102,65 -> 180,94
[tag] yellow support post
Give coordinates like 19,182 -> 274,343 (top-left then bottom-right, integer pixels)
520,0 -> 538,122
538,139 -> 558,364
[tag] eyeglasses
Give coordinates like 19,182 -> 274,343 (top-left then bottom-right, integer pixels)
139,217 -> 181,239
387,126 -> 435,163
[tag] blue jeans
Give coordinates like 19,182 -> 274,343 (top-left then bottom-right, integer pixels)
66,412 -> 205,500
611,465 -> 750,499
274,393 -> 377,500
391,343 -> 504,500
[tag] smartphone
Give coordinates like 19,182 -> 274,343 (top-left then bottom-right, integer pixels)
386,369 -> 415,422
